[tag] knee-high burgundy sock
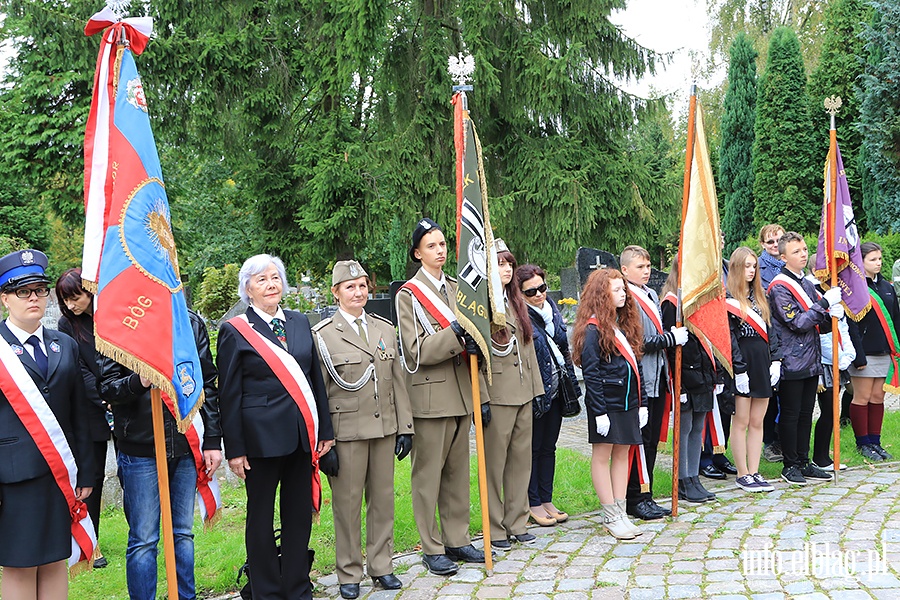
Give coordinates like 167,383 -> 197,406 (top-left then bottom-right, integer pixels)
850,403 -> 869,445
868,403 -> 885,439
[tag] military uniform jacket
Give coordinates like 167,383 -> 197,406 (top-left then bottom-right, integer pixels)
487,309 -> 544,406
313,311 -> 414,441
0,322 -> 93,486
395,268 -> 489,417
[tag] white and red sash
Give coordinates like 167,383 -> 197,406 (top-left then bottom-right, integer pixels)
725,298 -> 769,343
399,278 -> 457,330
0,339 -> 96,566
768,273 -> 817,310
628,444 -> 650,493
160,392 -> 220,526
613,329 -> 642,404
705,393 -> 726,454
628,283 -> 664,334
227,315 -> 322,512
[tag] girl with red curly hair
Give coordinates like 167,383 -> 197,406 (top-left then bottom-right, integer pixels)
572,268 -> 646,539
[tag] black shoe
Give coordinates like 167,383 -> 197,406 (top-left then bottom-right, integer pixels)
677,478 -> 708,503
800,462 -> 834,482
700,464 -> 727,480
858,444 -> 884,462
511,532 -> 536,544
422,553 -> 459,575
629,499 -> 666,520
372,574 -> 403,590
445,544 -> 485,563
490,538 -> 512,551
714,458 -> 738,475
92,556 -> 108,569
781,465 -> 807,486
872,443 -> 894,460
691,476 -> 716,501
339,583 -> 360,599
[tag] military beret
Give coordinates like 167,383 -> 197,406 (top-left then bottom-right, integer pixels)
409,218 -> 442,263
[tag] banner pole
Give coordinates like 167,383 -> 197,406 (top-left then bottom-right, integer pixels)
470,355 -> 493,574
829,119 -> 841,481
151,388 -> 179,599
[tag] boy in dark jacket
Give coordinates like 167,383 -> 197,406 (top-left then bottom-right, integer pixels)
767,232 -> 839,486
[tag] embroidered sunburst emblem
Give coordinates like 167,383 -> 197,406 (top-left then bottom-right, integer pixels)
146,199 -> 180,279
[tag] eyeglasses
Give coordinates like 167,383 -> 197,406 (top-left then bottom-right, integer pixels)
12,287 -> 50,299
764,239 -> 779,245
522,283 -> 548,297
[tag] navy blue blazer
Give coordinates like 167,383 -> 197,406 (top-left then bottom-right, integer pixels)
217,308 -> 333,459
0,322 -> 93,486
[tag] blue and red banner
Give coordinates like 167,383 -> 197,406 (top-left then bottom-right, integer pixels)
83,8 -> 204,431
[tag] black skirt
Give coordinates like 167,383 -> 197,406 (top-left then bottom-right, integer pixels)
587,406 -> 642,445
739,336 -> 773,398
0,473 -> 71,567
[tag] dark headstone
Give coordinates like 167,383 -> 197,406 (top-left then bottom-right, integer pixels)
648,268 -> 669,296
575,247 -> 620,286
366,298 -> 393,323
560,267 -> 579,301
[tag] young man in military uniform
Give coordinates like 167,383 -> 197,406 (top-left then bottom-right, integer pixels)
312,260 -> 414,599
395,218 -> 488,575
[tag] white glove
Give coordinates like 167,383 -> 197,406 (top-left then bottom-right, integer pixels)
829,303 -> 844,319
639,407 -> 648,429
671,326 -> 689,346
823,287 -> 842,307
769,361 -> 782,387
595,414 -> 611,437
714,384 -> 724,395
735,372 -> 750,395
839,356 -> 852,371
680,393 -> 688,404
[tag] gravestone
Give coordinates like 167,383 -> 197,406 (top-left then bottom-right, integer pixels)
648,268 -> 669,296
575,247 -> 619,286
560,267 -> 579,301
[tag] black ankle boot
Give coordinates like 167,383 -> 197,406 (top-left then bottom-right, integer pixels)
678,478 -> 708,503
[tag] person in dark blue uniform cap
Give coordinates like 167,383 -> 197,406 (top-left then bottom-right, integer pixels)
0,249 -> 94,600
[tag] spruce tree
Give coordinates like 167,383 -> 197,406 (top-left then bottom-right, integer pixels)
720,34 -> 758,252
858,1 -> 900,233
752,26 -> 819,233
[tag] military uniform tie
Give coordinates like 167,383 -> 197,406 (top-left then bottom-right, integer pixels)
355,318 -> 369,346
440,284 -> 449,304
26,335 -> 48,379
271,318 -> 288,349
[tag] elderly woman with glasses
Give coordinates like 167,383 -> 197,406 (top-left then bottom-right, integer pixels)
217,254 -> 334,600
515,264 -> 581,527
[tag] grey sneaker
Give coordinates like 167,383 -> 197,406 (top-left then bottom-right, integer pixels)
735,474 -> 760,492
752,473 -> 775,492
801,462 -> 834,482
763,443 -> 783,463
781,465 -> 807,486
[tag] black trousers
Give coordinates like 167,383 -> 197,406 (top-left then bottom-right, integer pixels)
84,440 -> 109,538
245,446 -> 313,600
813,387 -> 838,467
529,397 -> 562,506
626,395 -> 665,508
778,377 -> 818,469
763,391 -> 780,445
700,397 -> 732,469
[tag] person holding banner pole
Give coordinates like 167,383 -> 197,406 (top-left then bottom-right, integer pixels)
217,254 -> 334,600
0,249 -> 94,599
396,218 -> 487,575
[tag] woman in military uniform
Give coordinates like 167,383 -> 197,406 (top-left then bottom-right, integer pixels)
312,260 -> 414,600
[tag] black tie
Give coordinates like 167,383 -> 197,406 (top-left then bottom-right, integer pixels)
26,335 -> 48,379
440,284 -> 449,304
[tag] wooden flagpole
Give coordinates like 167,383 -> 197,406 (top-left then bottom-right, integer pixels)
151,388 -> 179,599
470,355 -> 493,574
827,99 -> 841,481
672,86 -> 699,517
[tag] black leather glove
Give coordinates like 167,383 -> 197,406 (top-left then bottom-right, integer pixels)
532,394 -> 550,419
450,321 -> 466,337
319,447 -> 339,477
481,403 -> 492,426
395,434 -> 412,461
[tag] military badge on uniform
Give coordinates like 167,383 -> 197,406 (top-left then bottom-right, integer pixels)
10,344 -> 23,355
377,337 -> 388,360
49,341 -> 61,353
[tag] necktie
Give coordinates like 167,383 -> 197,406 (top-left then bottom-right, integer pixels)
271,318 -> 288,348
355,318 -> 369,346
26,335 -> 48,379
440,284 -> 449,304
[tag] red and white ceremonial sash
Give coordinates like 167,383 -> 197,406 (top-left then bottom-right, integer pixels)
628,444 -> 650,493
629,283 -> 664,334
705,393 -> 726,454
725,298 -> 768,342
400,278 -> 457,330
613,329 -> 642,405
160,392 -> 220,526
0,340 -> 96,566
768,274 -> 817,310
227,315 -> 322,512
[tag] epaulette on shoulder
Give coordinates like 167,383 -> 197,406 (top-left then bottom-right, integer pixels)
311,317 -> 333,332
446,275 -> 457,283
368,312 -> 394,327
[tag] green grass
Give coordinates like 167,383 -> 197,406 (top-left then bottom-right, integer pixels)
55,448 -> 596,599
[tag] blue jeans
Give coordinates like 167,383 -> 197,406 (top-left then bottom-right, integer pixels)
118,452 -> 197,600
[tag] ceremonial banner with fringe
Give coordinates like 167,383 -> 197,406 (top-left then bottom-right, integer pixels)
814,140 -> 870,321
680,103 -> 732,374
452,92 -> 505,380
83,8 -> 204,431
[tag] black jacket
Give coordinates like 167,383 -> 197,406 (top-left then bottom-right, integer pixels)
767,268 -> 832,380
581,324 -> 645,414
99,310 -> 222,459
58,312 -> 111,443
527,303 -> 580,400
661,298 -> 717,411
848,274 -> 900,367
